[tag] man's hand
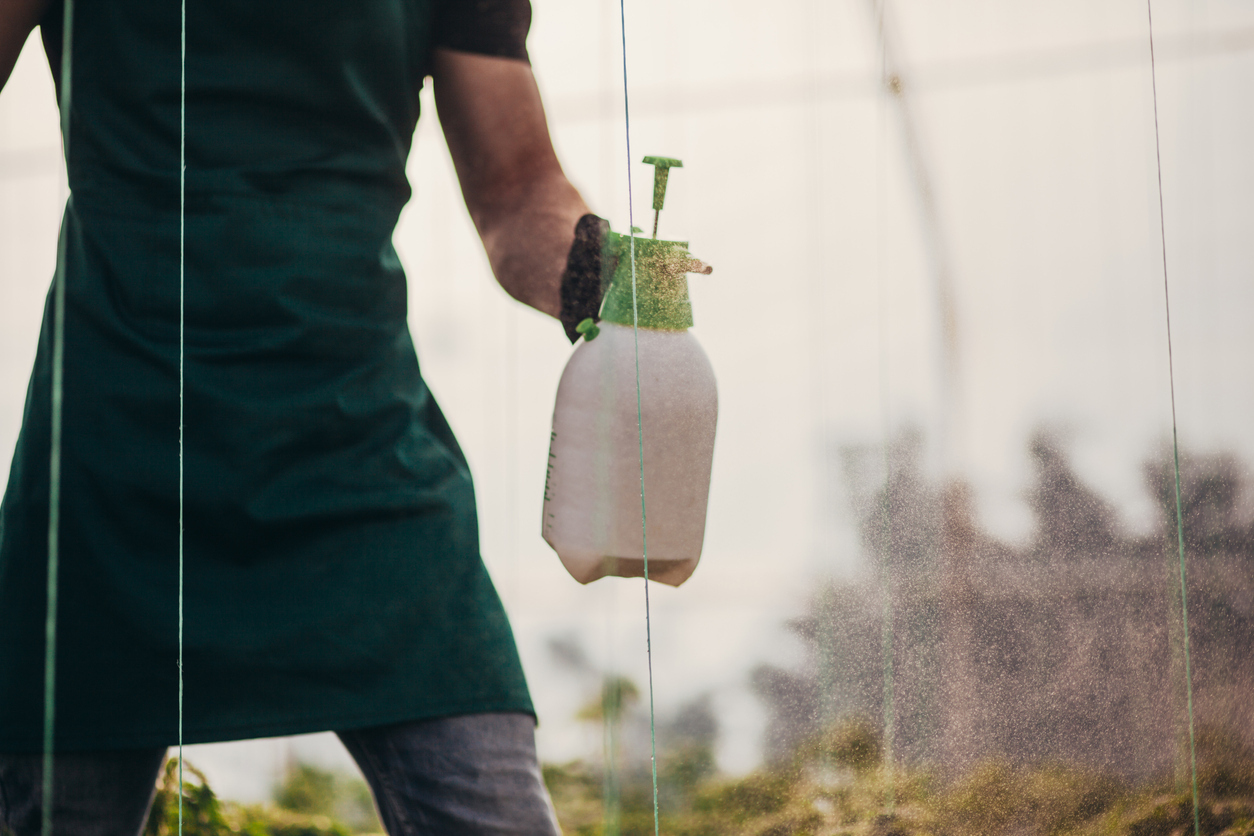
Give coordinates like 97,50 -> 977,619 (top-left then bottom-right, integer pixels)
0,0 -> 51,92
432,48 -> 591,320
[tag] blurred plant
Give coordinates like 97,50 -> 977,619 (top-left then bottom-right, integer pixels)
544,716 -> 1254,836
274,764 -> 337,816
1195,725 -> 1254,801
577,676 -> 640,724
145,759 -> 232,836
661,742 -> 717,799
121,719 -> 1254,836
142,757 -> 376,836
271,762 -> 380,834
762,432 -> 1254,782
792,717 -> 883,774
926,760 -> 1123,835
228,807 -> 350,836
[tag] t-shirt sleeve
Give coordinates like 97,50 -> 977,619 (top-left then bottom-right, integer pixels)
433,0 -> 532,64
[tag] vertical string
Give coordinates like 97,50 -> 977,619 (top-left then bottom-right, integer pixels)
1145,4 -> 1199,835
874,1 -> 896,811
178,0 -> 187,831
615,3 -> 660,835
43,1 -> 76,833
801,0 -> 838,756
598,5 -> 621,832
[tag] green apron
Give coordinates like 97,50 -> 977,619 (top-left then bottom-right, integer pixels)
0,0 -> 532,751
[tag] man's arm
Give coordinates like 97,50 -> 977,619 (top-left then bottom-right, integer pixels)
431,47 -> 590,320
0,0 -> 50,92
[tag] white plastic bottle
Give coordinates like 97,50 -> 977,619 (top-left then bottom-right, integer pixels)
542,160 -> 716,586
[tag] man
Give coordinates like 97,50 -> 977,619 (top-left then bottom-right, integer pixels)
0,0 -> 608,832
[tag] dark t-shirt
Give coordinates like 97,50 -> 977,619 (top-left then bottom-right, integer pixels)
435,0 -> 531,61
0,0 -> 536,752
42,0 -> 533,88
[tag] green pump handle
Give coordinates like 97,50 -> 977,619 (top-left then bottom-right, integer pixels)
642,156 -> 683,238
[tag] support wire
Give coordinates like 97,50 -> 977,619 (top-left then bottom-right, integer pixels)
615,2 -> 661,834
801,0 -> 841,773
1145,4 -> 1199,836
874,1 -> 896,812
178,0 -> 187,831
43,1 -> 75,833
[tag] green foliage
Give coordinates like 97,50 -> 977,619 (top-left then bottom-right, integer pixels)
928,760 -> 1123,835
544,720 -> 1254,836
1196,728 -> 1254,801
692,773 -> 795,822
793,718 -> 884,773
661,742 -> 718,797
270,763 -> 380,834
142,758 -> 376,836
274,764 -> 338,816
127,721 -> 1254,836
145,759 -> 233,836
1079,793 -> 1254,836
226,806 -> 351,836
542,760 -> 606,834
577,676 -> 641,723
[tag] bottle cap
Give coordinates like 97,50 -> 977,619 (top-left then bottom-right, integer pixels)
599,233 -> 710,331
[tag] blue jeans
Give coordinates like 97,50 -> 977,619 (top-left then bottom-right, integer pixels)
0,713 -> 561,836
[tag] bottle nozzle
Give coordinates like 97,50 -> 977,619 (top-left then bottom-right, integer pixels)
642,156 -> 683,238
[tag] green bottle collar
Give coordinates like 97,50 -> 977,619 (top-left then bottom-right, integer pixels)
599,234 -> 706,331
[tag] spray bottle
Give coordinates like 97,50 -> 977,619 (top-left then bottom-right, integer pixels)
542,157 -> 717,587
